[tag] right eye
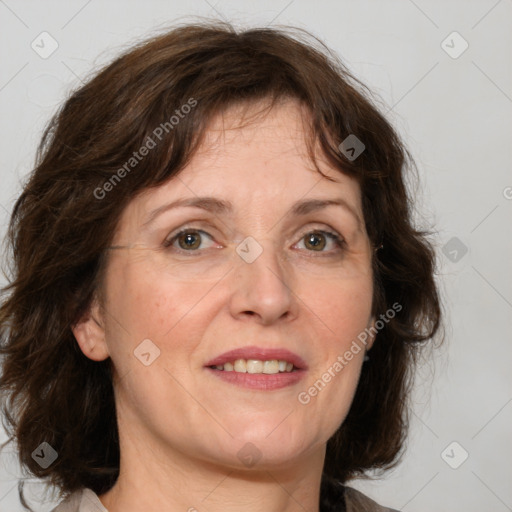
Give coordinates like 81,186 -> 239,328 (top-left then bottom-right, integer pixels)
163,228 -> 217,253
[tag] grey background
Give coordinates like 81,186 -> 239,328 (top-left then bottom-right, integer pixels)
0,1 -> 511,511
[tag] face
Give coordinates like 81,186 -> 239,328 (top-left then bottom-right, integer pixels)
74,98 -> 376,473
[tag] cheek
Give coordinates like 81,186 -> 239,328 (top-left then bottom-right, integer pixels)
308,276 -> 373,349
297,279 -> 373,437
107,264 -> 168,335
103,259 -> 215,360
106,257 -> 170,325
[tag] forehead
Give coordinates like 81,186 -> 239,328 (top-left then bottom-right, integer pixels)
120,98 -> 363,229
194,98 -> 340,177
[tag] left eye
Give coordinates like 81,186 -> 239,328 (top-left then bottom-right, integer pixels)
295,230 -> 345,253
163,228 -> 345,253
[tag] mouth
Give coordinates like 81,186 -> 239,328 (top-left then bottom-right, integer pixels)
204,346 -> 308,390
205,346 -> 307,371
208,359 -> 297,374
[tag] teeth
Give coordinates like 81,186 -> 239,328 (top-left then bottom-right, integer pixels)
247,360 -> 263,373
263,360 -> 279,374
234,359 -> 247,373
213,359 -> 295,373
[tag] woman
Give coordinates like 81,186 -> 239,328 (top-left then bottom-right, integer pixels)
0,19 -> 442,512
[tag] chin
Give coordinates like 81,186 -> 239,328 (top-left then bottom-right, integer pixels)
223,429 -> 315,467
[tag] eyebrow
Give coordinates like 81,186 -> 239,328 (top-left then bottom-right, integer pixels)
142,196 -> 362,229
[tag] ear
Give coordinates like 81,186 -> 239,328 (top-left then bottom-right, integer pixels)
365,316 -> 377,352
71,296 -> 110,362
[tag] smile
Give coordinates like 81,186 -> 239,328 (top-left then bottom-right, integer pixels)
209,359 -> 295,373
204,346 -> 308,389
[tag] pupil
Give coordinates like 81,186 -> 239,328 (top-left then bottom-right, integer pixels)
181,232 -> 199,249
307,233 -> 325,250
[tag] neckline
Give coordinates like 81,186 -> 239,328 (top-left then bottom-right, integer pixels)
81,488 -> 109,512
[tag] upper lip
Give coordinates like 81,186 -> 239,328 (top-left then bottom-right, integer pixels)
205,345 -> 309,370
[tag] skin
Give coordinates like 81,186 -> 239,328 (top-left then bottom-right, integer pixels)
73,97 -> 376,512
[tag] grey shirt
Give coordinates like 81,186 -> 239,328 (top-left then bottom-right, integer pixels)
51,486 -> 401,512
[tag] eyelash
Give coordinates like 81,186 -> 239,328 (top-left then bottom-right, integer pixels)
162,226 -> 346,256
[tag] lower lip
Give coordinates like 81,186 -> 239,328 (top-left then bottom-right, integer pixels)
205,367 -> 306,390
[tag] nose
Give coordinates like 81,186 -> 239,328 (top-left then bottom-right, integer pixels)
229,236 -> 296,325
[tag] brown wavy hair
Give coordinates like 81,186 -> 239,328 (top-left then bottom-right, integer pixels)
0,18 -> 442,511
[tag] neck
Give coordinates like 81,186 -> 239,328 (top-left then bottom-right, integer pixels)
99,430 -> 326,512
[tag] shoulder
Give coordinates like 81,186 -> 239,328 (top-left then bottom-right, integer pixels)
344,486 -> 401,512
50,488 -> 108,512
